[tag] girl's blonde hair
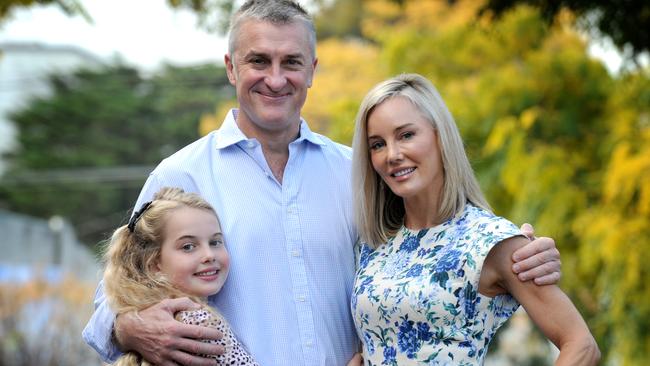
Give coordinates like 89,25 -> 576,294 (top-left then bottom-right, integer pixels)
102,187 -> 219,366
352,73 -> 491,248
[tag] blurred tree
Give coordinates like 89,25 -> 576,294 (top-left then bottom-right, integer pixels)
0,63 -> 234,247
314,0 -> 364,40
324,0 -> 649,363
165,0 -> 235,33
478,0 -> 650,57
302,38 -> 384,142
0,0 -> 88,22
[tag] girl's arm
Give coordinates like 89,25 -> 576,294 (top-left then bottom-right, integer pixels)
480,236 -> 601,366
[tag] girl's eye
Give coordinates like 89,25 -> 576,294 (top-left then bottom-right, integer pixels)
181,243 -> 196,252
209,239 -> 224,247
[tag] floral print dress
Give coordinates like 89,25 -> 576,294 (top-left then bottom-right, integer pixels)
351,204 -> 522,365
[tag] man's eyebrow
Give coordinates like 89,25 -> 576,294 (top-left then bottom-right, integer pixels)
243,50 -> 269,58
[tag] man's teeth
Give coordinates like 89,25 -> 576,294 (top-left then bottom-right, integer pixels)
393,168 -> 415,177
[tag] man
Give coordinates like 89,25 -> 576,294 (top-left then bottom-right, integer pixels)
83,1 -> 561,365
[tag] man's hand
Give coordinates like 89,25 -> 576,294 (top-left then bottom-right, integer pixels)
114,297 -> 224,366
346,353 -> 363,366
512,223 -> 561,285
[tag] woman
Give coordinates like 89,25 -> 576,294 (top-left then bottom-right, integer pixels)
350,74 -> 599,365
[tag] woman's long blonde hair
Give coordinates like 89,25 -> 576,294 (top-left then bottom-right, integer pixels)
352,73 -> 491,248
102,187 -> 219,366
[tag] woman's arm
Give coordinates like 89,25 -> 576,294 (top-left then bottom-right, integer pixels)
480,236 -> 600,366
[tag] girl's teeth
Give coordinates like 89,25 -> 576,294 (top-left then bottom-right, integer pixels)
197,270 -> 217,276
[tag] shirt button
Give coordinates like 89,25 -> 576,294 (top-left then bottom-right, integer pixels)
246,140 -> 255,148
291,250 -> 300,257
305,341 -> 313,347
297,295 -> 306,302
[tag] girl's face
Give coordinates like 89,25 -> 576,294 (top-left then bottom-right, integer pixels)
156,206 -> 229,298
367,96 -> 444,202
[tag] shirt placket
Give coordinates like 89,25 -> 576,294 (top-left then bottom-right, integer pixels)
283,142 -> 318,364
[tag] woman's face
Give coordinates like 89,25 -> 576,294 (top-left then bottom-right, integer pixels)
366,97 -> 444,202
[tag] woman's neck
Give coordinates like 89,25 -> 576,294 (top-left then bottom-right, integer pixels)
402,189 -> 444,230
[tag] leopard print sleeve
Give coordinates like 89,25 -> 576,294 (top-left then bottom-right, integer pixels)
175,307 -> 259,365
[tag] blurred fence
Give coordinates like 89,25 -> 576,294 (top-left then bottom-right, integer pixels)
0,209 -> 103,365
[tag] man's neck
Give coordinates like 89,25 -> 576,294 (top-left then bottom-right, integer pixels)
235,115 -> 301,184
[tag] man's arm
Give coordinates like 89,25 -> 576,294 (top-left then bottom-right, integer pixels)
82,281 -> 123,363
511,223 -> 561,285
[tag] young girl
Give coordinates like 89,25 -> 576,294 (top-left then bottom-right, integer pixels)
102,187 -> 258,366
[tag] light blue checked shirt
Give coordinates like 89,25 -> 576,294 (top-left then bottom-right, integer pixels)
82,109 -> 359,365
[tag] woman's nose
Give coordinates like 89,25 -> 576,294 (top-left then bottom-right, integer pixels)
387,143 -> 403,163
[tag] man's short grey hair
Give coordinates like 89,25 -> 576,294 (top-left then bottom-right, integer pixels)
352,73 -> 492,248
228,0 -> 316,59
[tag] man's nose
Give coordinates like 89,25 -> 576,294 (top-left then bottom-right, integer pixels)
264,63 -> 287,91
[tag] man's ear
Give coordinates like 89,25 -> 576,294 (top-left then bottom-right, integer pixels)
307,57 -> 318,88
225,54 -> 236,86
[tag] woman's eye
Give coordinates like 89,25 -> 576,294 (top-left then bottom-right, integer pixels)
401,131 -> 415,139
369,141 -> 384,150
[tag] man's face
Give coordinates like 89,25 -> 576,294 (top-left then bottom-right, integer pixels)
225,20 -> 317,137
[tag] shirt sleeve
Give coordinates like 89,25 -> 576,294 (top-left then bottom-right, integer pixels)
81,280 -> 123,363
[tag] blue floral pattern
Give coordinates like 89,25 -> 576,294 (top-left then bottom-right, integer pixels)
352,204 -> 522,365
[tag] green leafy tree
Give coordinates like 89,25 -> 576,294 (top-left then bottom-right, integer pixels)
0,62 -> 234,246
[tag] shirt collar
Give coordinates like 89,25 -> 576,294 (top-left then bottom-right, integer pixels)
214,108 -> 326,149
